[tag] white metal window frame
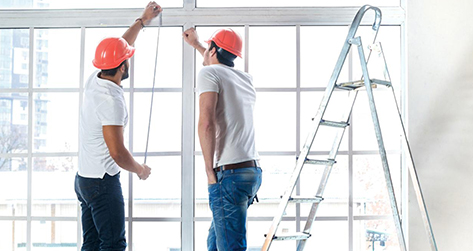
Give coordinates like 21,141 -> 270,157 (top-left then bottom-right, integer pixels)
0,0 -> 408,250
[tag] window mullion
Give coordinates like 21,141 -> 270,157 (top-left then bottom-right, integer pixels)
183,0 -> 196,10
77,26 -> 86,251
27,26 -> 34,251
295,24 -> 301,236
181,22 -> 196,251
128,43 -> 136,251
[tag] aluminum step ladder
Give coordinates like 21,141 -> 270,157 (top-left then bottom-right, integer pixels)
262,5 -> 438,251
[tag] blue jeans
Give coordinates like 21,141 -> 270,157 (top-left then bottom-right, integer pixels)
207,166 -> 263,251
75,173 -> 126,251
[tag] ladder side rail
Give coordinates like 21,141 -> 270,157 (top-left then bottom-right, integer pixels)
388,89 -> 439,251
353,36 -> 408,251
297,91 -> 359,251
378,42 -> 437,250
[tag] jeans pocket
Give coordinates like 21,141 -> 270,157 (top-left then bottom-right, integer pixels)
78,179 -> 101,202
231,181 -> 254,205
208,183 -> 221,211
208,183 -> 219,194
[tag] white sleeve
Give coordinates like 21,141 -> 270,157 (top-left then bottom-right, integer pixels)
96,97 -> 127,126
197,66 -> 220,95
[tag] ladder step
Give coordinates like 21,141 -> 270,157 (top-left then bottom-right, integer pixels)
320,119 -> 349,128
304,158 -> 336,166
371,78 -> 392,87
271,232 -> 311,241
288,196 -> 324,203
336,79 -> 378,90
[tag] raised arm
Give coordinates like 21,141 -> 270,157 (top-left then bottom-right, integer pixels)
122,1 -> 162,45
183,27 -> 207,56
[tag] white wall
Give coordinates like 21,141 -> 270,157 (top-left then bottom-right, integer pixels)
408,0 -> 473,250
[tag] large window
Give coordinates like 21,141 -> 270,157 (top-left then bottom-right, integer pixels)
197,0 -> 400,7
0,2 -> 407,251
0,0 -> 182,9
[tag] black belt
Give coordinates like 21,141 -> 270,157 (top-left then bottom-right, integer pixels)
214,160 -> 259,172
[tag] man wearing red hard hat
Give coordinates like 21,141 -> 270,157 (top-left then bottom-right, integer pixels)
75,2 -> 161,250
183,28 -> 262,251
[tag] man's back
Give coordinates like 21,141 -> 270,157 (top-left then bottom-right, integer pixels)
197,64 -> 259,166
79,71 -> 127,178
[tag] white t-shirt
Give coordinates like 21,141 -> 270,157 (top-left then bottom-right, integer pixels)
78,71 -> 128,178
197,64 -> 259,166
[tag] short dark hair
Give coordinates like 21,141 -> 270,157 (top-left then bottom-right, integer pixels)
209,41 -> 237,67
101,61 -> 126,77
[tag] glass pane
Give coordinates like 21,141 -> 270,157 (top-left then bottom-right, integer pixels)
195,221 -> 212,251
0,29 -> 29,89
254,92 -> 296,151
0,220 -> 27,251
195,26 -> 245,74
31,221 -> 77,251
300,155 -> 348,216
134,27 -> 182,88
0,0 -> 182,8
198,0 -> 399,7
301,26 -> 350,87
302,221 -> 348,250
353,155 -> 401,216
34,29 -> 81,88
84,28 -> 128,87
352,90 -> 403,151
300,91 -> 349,152
248,156 -> 296,217
249,27 -> 296,88
133,92 -> 181,152
354,220 -> 400,251
132,222 -> 180,250
33,93 -> 78,153
32,157 -> 77,217
378,27 -> 401,94
133,156 -> 181,217
0,158 -> 27,216
0,93 -> 28,154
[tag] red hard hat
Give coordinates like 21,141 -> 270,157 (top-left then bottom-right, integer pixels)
205,29 -> 242,58
93,37 -> 135,70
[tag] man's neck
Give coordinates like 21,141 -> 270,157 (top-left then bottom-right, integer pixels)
98,72 -> 121,86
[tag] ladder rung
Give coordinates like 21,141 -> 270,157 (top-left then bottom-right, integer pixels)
272,232 -> 311,241
320,119 -> 349,128
288,196 -> 324,203
305,158 -> 336,166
